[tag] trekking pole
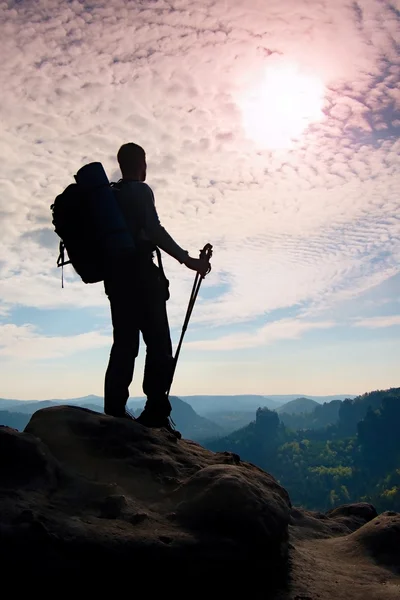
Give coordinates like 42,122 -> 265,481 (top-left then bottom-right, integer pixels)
167,243 -> 213,395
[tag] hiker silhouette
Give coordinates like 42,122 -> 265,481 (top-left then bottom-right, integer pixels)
104,143 -> 210,437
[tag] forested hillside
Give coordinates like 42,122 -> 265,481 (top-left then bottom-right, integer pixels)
206,388 -> 400,512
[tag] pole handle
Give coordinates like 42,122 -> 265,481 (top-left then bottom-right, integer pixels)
200,243 -> 213,276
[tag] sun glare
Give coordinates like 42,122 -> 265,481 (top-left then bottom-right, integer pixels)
239,63 -> 325,149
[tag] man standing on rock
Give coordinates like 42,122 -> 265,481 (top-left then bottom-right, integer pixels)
104,143 -> 209,437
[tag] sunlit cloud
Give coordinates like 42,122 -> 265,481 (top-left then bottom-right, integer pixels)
353,315 -> 400,329
0,323 -> 110,360
187,318 -> 336,351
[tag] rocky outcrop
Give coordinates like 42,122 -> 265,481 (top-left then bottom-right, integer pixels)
1,406 -> 399,597
0,406 -> 291,586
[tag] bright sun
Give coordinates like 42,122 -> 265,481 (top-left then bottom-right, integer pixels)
239,62 -> 325,149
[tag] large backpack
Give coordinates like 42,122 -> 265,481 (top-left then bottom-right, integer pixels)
51,162 -> 135,286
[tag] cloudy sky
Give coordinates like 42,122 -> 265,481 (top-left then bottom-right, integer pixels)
0,0 -> 399,401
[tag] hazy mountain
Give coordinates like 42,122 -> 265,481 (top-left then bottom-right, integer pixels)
0,394 -> 281,416
0,410 -> 31,430
184,395 -> 355,415
0,395 -> 222,443
127,398 -> 146,412
0,398 -> 36,410
177,395 -> 282,414
1,393 -> 355,415
264,394 -> 355,404
178,395 -> 355,415
133,396 -> 224,441
202,410 -> 256,433
0,397 -> 104,414
278,399 -> 342,431
277,397 -> 320,415
0,400 -> 60,413
0,395 -> 104,412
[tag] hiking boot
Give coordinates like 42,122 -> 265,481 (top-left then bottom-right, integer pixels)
136,411 -> 181,440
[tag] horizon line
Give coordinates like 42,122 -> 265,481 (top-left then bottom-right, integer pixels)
1,391 -> 362,402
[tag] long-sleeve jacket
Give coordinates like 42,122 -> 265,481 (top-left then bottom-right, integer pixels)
115,180 -> 188,264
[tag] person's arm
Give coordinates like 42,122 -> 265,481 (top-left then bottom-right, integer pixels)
141,185 -> 189,263
141,184 -> 210,276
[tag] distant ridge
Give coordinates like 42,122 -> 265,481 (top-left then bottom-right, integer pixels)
0,393 -> 356,416
261,394 -> 356,403
277,397 -> 320,415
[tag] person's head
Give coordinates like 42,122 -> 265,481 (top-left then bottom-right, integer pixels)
117,142 -> 147,181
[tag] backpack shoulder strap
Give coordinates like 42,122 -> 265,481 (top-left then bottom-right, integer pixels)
155,247 -> 170,301
155,247 -> 167,279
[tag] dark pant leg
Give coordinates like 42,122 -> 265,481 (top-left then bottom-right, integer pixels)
104,291 -> 140,416
139,269 -> 174,416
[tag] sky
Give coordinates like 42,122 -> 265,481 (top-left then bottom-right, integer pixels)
0,0 -> 399,400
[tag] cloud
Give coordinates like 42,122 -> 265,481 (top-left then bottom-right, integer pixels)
353,315 -> 400,329
0,304 -> 11,318
0,0 -> 399,349
0,323 -> 110,360
187,318 -> 335,350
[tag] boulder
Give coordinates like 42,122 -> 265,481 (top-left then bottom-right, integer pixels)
350,512 -> 400,570
0,424 -> 60,488
290,502 -> 381,541
326,502 -> 378,532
